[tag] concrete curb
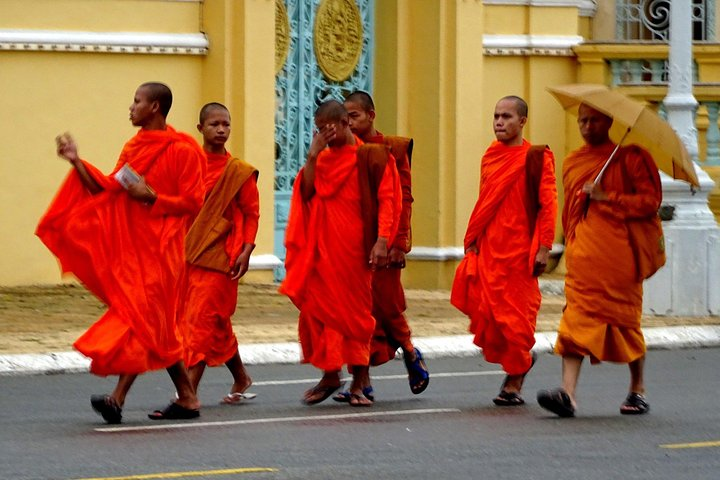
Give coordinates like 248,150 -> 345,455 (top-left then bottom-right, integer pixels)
1,325 -> 718,377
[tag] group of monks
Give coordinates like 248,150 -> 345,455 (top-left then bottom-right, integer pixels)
452,97 -> 660,417
36,82 -> 659,424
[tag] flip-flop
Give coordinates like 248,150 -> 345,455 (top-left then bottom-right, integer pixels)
302,383 -> 344,405
148,402 -> 200,420
221,392 -> 257,405
404,347 -> 429,395
348,392 -> 373,407
537,388 -> 576,418
620,392 -> 650,415
332,386 -> 375,403
90,394 -> 122,424
498,350 -> 538,392
493,390 -> 525,406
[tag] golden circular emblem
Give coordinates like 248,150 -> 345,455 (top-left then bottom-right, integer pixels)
275,0 -> 291,74
313,0 -> 364,82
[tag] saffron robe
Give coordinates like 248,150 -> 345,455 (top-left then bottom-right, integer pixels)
367,132 -> 415,366
452,140 -> 557,375
36,126 -> 206,376
280,138 -> 401,371
180,151 -> 259,368
557,143 -> 661,363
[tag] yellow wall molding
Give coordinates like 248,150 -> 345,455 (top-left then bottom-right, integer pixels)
0,29 -> 208,55
483,34 -> 582,56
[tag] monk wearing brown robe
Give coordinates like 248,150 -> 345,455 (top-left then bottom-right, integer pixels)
280,100 -> 401,407
451,96 -> 557,406
537,104 -> 661,417
331,90 -> 428,402
36,82 -> 204,423
180,102 -> 259,404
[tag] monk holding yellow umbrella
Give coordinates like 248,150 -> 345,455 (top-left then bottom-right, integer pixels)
537,84 -> 695,418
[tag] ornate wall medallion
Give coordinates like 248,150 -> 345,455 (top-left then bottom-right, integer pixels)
275,0 -> 291,74
313,0 -> 363,82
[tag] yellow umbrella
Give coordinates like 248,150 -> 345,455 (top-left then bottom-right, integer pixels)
547,83 -> 699,187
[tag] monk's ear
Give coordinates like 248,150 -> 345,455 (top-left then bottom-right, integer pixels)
519,115 -> 528,128
368,109 -> 376,122
197,123 -> 203,133
150,100 -> 161,115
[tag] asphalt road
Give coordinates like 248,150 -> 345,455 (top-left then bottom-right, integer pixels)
1,348 -> 718,480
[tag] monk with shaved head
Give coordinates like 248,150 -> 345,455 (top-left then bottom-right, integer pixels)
452,95 -> 558,407
37,82 -> 205,423
537,103 -> 661,418
281,99 -> 401,407
338,90 -> 428,402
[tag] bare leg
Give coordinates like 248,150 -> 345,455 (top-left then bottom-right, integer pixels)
110,374 -> 137,407
628,355 -> 646,394
167,361 -> 200,410
561,354 -> 583,407
225,352 -> 252,394
188,361 -> 207,393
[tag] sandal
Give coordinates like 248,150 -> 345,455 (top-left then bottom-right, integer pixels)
620,392 -> 650,415
221,392 -> 257,405
493,390 -> 525,406
90,394 -> 122,424
333,386 -> 375,403
404,348 -> 429,395
348,392 -> 373,407
302,382 -> 344,405
537,388 -> 575,418
148,402 -> 200,420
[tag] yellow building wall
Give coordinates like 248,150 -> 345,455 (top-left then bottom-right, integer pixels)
0,0 -> 276,286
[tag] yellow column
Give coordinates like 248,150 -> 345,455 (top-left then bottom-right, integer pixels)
375,0 -> 484,289
201,0 -> 276,281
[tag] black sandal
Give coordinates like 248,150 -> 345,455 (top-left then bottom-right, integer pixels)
537,388 -> 576,418
493,390 -> 525,406
620,392 -> 650,415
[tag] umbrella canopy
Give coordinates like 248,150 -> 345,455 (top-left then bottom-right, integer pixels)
547,83 -> 699,187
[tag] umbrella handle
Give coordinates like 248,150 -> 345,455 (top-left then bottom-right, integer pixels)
584,127 -> 631,218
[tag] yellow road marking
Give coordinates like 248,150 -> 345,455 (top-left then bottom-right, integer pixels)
73,467 -> 277,480
660,440 -> 720,449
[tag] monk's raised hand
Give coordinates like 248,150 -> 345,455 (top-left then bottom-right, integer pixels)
55,132 -> 79,163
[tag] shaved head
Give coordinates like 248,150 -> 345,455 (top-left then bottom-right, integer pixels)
500,95 -> 528,118
345,91 -> 375,112
315,99 -> 348,123
140,82 -> 173,117
199,102 -> 230,125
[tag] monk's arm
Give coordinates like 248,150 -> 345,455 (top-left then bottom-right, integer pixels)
150,145 -> 205,217
55,134 -> 103,194
537,149 -> 558,249
600,150 -> 661,219
230,174 -> 260,280
370,160 -> 399,269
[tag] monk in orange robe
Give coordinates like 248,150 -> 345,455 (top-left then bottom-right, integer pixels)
280,100 -> 401,407
36,82 -> 204,424
537,104 -> 661,418
331,90 -> 428,402
451,96 -> 557,406
179,102 -> 259,404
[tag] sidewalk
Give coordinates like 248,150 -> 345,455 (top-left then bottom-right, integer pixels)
1,279 -> 719,376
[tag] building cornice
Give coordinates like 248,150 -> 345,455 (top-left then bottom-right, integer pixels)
481,0 -> 597,17
483,34 -> 584,56
0,29 -> 208,55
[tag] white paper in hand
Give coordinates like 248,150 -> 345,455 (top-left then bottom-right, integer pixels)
114,164 -> 140,189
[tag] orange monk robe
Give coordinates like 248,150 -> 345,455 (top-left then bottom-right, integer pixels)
558,143 -> 661,364
280,138 -> 401,371
452,140 -> 557,375
366,132 -> 414,366
36,126 -> 206,376
180,151 -> 259,368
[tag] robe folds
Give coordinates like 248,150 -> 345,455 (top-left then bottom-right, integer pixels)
558,143 -> 661,364
280,138 -> 401,371
36,126 -> 206,376
451,140 -> 557,375
367,133 -> 415,366
180,152 -> 259,368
